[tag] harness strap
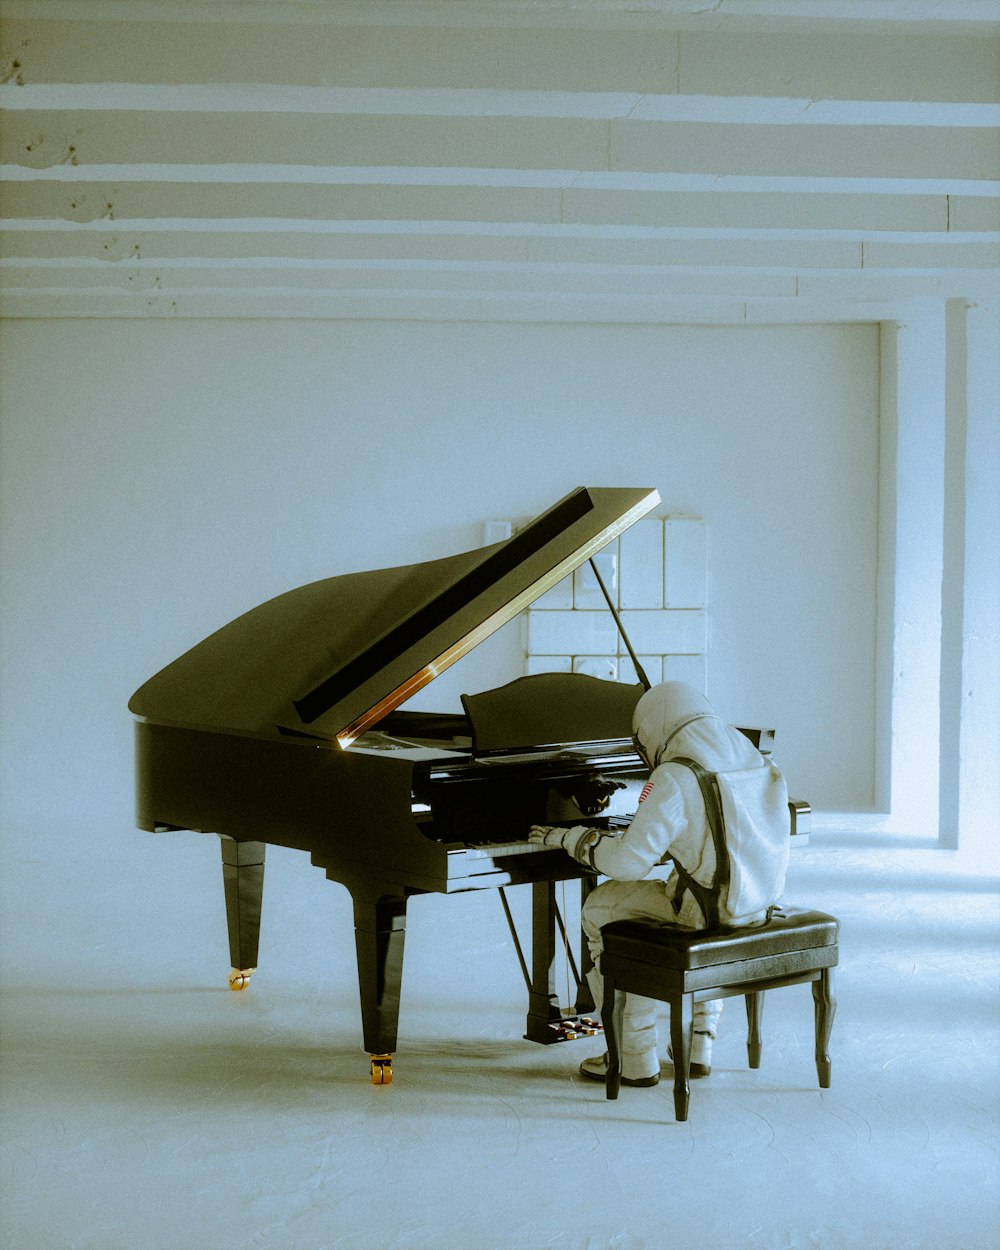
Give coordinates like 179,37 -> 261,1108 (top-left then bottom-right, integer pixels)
668,757 -> 730,931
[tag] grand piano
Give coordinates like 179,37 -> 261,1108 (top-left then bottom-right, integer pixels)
130,486 -> 667,1082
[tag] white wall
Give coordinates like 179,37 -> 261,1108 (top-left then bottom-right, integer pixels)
0,316 -> 879,842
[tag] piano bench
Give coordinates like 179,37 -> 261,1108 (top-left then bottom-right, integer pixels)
599,906 -> 839,1122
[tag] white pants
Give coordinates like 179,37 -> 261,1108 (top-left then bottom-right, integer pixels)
582,878 -> 723,1079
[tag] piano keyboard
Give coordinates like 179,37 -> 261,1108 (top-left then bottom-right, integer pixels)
458,839 -> 541,860
459,816 -> 631,860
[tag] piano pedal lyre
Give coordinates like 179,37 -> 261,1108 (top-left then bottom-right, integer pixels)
370,1054 -> 393,1085
227,967 -> 255,991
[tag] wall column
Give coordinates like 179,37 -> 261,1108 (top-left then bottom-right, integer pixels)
878,309 -> 946,838
939,299 -> 1000,855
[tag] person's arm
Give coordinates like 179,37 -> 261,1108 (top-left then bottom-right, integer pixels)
528,767 -> 690,880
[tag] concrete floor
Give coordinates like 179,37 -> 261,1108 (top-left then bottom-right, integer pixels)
1,826 -> 998,1250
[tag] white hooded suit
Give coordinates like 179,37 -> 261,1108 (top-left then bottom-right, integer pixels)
531,681 -> 790,1081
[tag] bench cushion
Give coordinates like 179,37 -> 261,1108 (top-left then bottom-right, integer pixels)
601,906 -> 839,971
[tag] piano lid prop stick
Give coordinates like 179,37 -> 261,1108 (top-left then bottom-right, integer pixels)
587,557 -> 651,692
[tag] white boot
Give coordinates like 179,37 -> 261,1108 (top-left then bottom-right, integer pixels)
691,1029 -> 713,1077
668,1029 -> 713,1078
578,1052 -> 660,1087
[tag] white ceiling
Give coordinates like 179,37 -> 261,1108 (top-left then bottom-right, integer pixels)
1,0 -> 998,319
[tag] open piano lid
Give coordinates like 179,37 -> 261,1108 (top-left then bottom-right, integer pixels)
128,486 -> 660,746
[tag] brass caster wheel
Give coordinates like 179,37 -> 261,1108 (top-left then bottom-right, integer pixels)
228,968 -> 255,991
370,1054 -> 393,1085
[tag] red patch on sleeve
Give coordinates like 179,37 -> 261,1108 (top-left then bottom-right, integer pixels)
638,781 -> 654,805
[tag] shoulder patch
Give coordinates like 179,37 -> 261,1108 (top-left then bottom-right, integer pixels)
638,781 -> 654,805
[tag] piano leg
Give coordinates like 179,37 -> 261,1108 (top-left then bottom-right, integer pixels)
351,888 -> 408,1085
220,837 -> 265,991
524,880 -> 565,1043
522,878 -> 599,1041
575,877 -> 596,1015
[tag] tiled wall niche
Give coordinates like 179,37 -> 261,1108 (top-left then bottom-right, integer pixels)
524,517 -> 707,690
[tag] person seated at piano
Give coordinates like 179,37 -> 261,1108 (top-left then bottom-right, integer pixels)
529,680 -> 790,1087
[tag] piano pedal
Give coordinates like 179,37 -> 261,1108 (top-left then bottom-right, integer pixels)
547,1016 -> 604,1043
370,1054 -> 393,1085
227,967 -> 255,991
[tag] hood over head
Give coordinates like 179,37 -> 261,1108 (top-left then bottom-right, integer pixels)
631,681 -> 763,773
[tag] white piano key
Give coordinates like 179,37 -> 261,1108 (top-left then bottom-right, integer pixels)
455,840 -> 542,859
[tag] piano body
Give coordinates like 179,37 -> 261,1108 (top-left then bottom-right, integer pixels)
129,486 -> 663,1082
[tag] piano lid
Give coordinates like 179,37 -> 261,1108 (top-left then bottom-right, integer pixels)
128,486 -> 660,745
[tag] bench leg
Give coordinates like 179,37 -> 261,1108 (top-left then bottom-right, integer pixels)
602,975 -> 624,1100
669,994 -> 694,1121
745,991 -> 764,1069
812,968 -> 836,1088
